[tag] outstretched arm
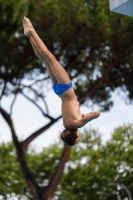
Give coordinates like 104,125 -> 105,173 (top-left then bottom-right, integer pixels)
69,111 -> 100,128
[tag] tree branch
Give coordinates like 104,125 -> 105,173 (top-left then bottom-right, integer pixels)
20,76 -> 49,87
102,71 -> 133,87
0,81 -> 6,104
20,91 -> 53,121
70,47 -> 95,79
43,144 -> 71,199
22,85 -> 50,115
10,93 -> 18,116
0,107 -> 18,142
78,54 -> 116,103
0,107 -> 42,199
21,116 -> 62,150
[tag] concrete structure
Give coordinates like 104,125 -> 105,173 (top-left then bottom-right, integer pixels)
109,0 -> 133,17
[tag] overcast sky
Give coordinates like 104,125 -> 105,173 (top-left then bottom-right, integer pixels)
0,86 -> 133,152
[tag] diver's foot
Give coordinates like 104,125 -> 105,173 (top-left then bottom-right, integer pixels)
23,16 -> 34,37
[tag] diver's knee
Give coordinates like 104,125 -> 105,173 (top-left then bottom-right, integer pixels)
47,53 -> 56,63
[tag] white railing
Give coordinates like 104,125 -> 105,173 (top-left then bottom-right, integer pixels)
109,183 -> 132,200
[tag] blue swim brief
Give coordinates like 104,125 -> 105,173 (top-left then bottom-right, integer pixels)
53,82 -> 73,95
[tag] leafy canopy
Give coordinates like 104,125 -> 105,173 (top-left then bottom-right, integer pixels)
1,124 -> 133,200
0,0 -> 133,111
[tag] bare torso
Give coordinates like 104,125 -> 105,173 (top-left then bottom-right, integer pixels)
58,87 -> 100,129
59,88 -> 82,128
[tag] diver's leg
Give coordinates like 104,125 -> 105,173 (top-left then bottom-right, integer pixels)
29,35 -> 43,62
23,17 -> 71,84
29,36 -> 56,84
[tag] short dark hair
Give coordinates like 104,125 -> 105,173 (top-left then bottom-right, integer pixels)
61,128 -> 81,146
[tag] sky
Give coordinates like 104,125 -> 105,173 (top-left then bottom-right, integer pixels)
0,86 -> 133,152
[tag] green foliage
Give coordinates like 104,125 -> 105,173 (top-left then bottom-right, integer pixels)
58,124 -> 133,200
0,141 -> 63,199
0,142 -> 27,199
1,125 -> 133,199
0,0 -> 28,42
0,0 -> 133,110
26,144 -> 63,187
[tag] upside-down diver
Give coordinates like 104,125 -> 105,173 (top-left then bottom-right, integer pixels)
23,17 -> 100,146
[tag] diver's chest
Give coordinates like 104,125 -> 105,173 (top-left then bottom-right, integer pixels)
62,101 -> 80,120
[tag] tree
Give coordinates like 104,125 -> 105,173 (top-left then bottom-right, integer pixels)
0,141 -> 63,199
1,125 -> 133,200
59,124 -> 133,200
0,142 -> 27,199
1,0 -> 133,199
